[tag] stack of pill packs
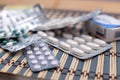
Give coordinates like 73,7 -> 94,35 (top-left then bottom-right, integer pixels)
0,4 -> 112,72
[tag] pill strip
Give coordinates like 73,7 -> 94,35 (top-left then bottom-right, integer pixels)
37,31 -> 112,59
0,34 -> 41,52
0,4 -> 48,39
24,39 -> 59,72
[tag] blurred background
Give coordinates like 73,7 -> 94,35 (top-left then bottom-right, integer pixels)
0,0 -> 120,13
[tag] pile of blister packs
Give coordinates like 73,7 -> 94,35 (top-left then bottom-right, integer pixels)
0,4 -> 112,72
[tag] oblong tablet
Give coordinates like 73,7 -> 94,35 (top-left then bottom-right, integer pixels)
79,44 -> 92,53
47,36 -> 59,45
37,31 -> 47,38
66,39 -> 78,47
94,39 -> 106,46
71,48 -> 84,56
63,33 -> 73,39
46,31 -> 55,37
81,34 -> 93,41
59,41 -> 71,50
86,42 -> 100,49
74,37 -> 86,44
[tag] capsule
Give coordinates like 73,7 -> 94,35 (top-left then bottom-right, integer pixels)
46,31 -> 55,37
38,56 -> 44,60
86,42 -> 100,49
74,37 -> 86,44
35,51 -> 42,55
33,47 -> 39,51
47,36 -> 59,45
94,39 -> 106,46
59,41 -> 71,50
79,44 -> 92,53
37,31 -> 47,38
27,50 -> 33,55
81,34 -> 93,41
45,51 -> 51,56
71,48 -> 84,56
66,39 -> 78,47
63,33 -> 73,39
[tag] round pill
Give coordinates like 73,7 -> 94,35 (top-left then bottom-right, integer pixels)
59,41 -> 71,50
66,39 -> 78,47
63,33 -> 73,39
79,44 -> 92,53
34,64 -> 40,69
6,42 -> 13,47
86,42 -> 100,49
35,51 -> 42,55
42,47 -> 48,51
74,37 -> 86,44
47,36 -> 59,45
41,60 -> 47,65
45,51 -> 51,56
29,55 -> 35,59
40,43 -> 45,47
46,31 -> 55,37
27,51 -> 33,55
48,55 -> 54,60
94,39 -> 106,46
81,34 -> 93,42
37,31 -> 47,38
51,60 -> 58,66
38,56 -> 44,60
71,48 -> 84,56
31,59 -> 38,64
33,47 -> 39,51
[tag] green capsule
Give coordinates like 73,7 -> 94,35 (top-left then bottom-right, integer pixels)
22,34 -> 28,38
21,29 -> 25,33
2,40 -> 8,45
15,32 -> 20,37
13,41 -> 18,45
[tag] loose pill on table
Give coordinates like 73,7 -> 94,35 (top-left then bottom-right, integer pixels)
37,31 -> 47,38
63,33 -> 73,39
34,64 -> 40,69
66,39 -> 78,47
74,37 -> 86,44
79,44 -> 92,53
93,39 -> 106,46
47,36 -> 59,45
86,42 -> 100,49
81,34 -> 93,41
71,48 -> 84,56
59,41 -> 71,50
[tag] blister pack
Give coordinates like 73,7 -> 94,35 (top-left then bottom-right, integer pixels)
0,34 -> 41,52
0,4 -> 48,39
37,30 -> 112,59
24,39 -> 59,72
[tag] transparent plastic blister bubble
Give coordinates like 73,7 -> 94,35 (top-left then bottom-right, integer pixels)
34,9 -> 101,31
0,34 -> 41,52
24,39 -> 59,72
37,30 -> 112,59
